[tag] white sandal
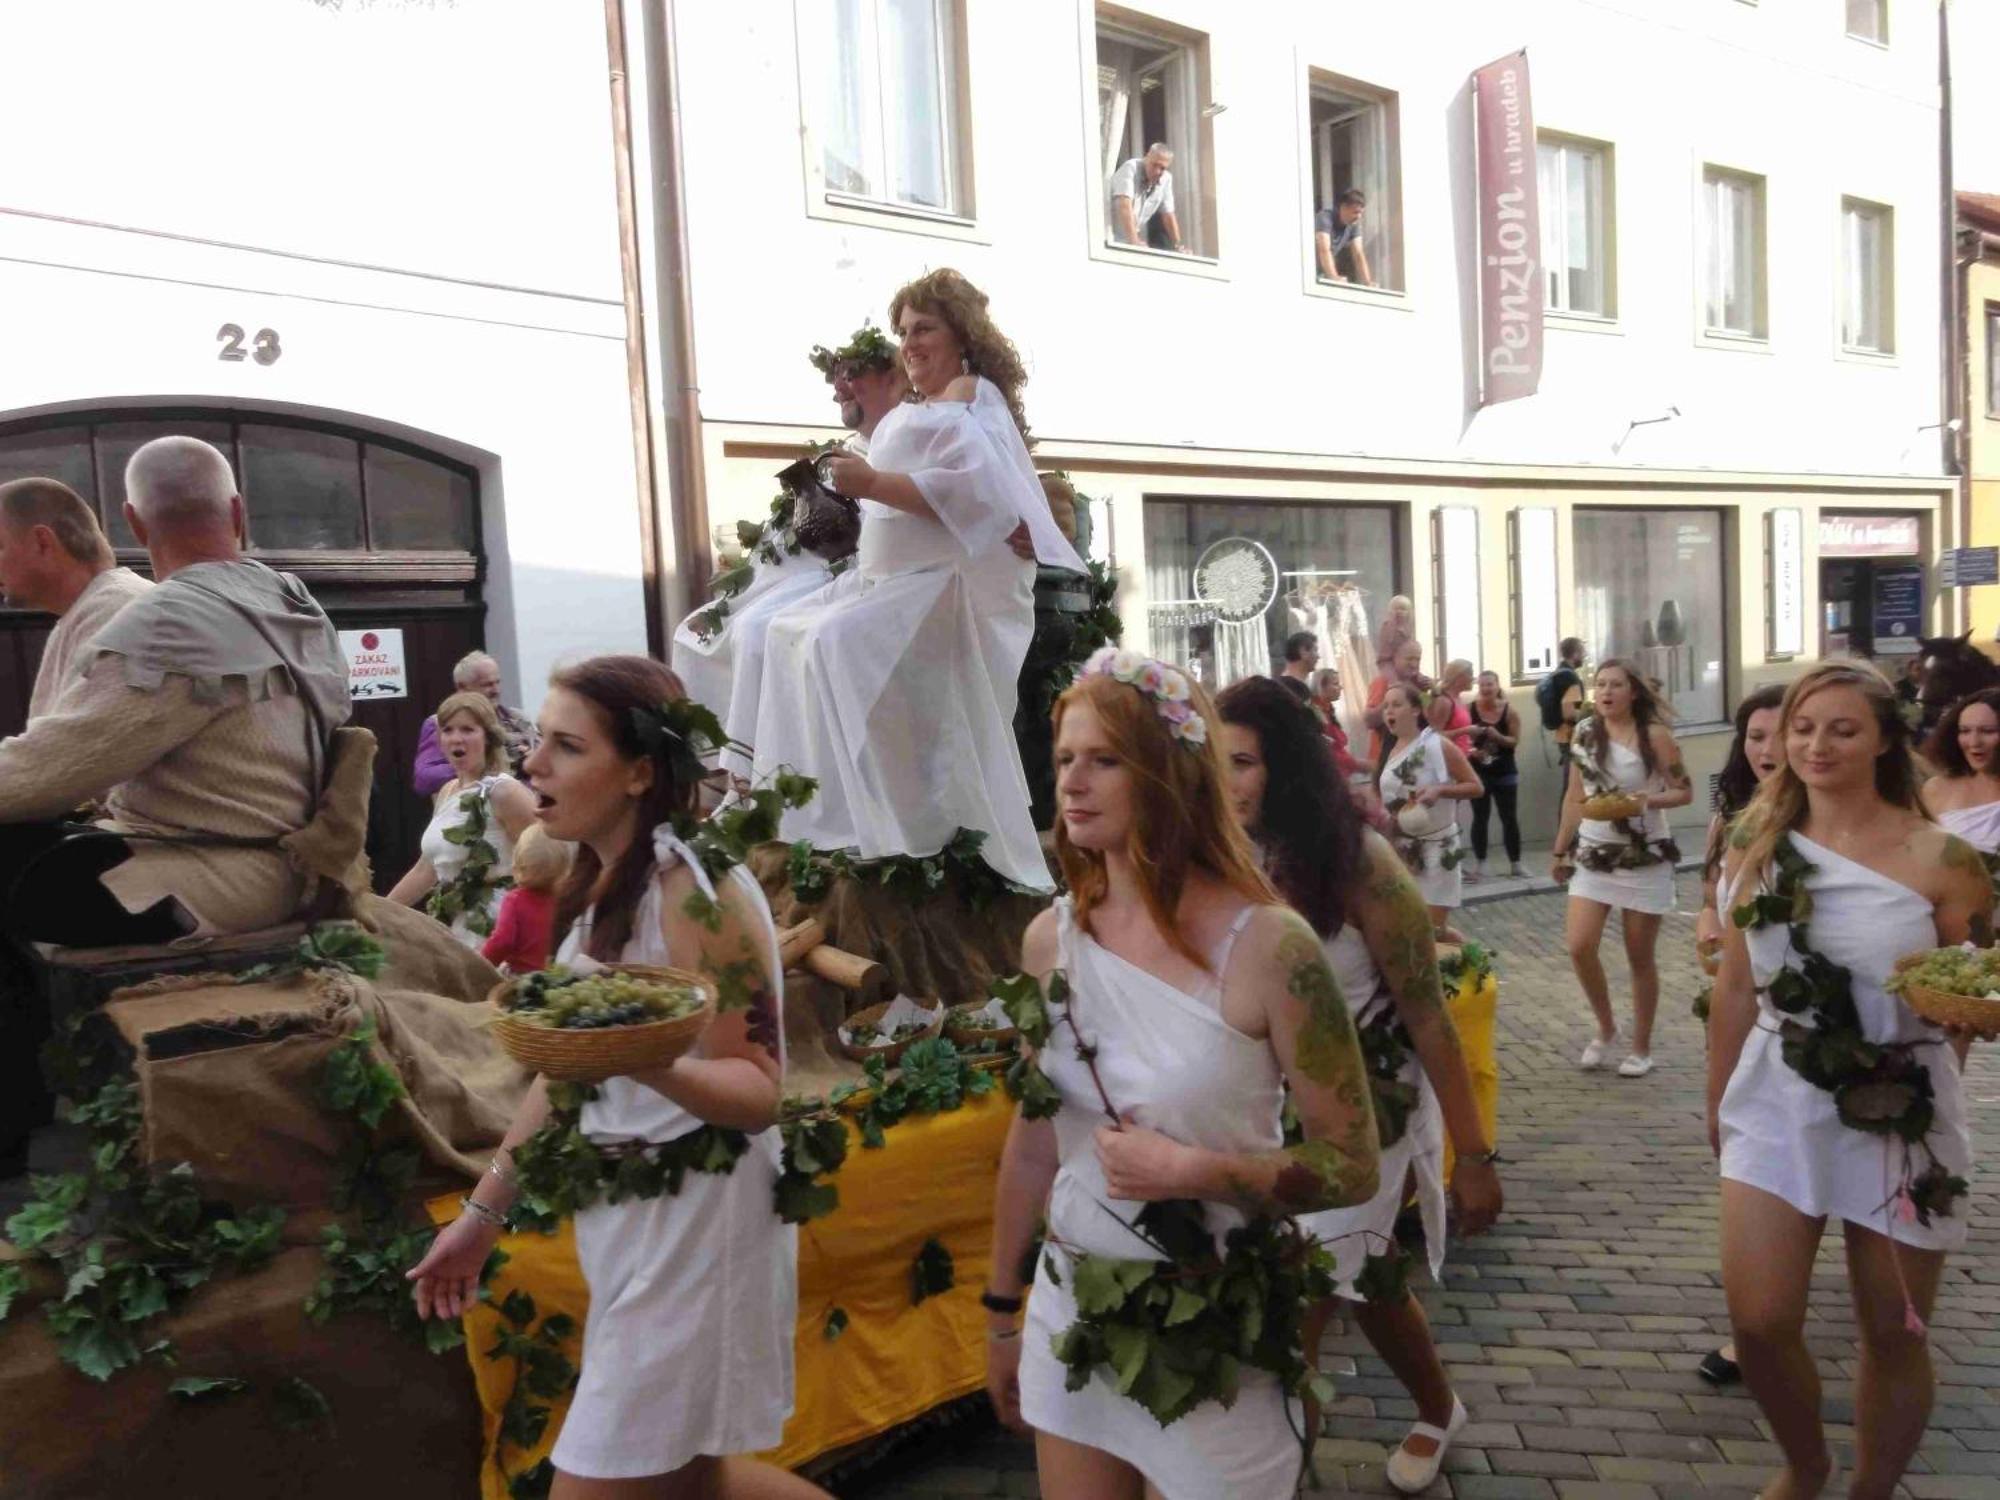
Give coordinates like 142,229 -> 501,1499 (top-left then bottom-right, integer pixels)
1385,1393 -> 1466,1494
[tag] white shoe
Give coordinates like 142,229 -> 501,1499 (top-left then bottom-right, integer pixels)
1579,1034 -> 1621,1070
1508,863 -> 1527,879
1386,1393 -> 1467,1494
1466,862 -> 1485,884
1617,1053 -> 1655,1078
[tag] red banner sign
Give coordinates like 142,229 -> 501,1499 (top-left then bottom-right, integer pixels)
1474,50 -> 1542,405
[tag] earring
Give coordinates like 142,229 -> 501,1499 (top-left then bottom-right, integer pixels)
960,355 -> 972,375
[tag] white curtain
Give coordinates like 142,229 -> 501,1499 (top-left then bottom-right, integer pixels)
1213,618 -> 1268,691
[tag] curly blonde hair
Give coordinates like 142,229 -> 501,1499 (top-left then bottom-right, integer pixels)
888,268 -> 1032,442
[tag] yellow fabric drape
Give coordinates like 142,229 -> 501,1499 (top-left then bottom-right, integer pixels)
1441,971 -> 1500,1180
432,1089 -> 1014,1497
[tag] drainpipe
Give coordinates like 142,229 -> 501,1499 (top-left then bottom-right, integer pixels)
1939,0 -> 1964,631
604,0 -> 666,656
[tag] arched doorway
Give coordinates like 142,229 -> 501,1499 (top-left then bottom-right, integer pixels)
0,406 -> 486,889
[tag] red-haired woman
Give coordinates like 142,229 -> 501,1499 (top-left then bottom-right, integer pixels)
408,656 -> 824,1500
983,647 -> 1381,1500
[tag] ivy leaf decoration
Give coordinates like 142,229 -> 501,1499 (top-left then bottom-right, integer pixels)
823,1306 -> 850,1341
507,1460 -> 556,1500
0,1263 -> 25,1322
992,972 -> 1052,1048
170,1375 -> 250,1401
321,1019 -> 405,1130
6,1173 -> 89,1252
911,1237 -> 955,1305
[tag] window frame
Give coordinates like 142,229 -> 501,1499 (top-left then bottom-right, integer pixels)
1084,3 -> 1224,277
1987,304 -> 2000,419
1509,506 -> 1561,682
1537,130 -> 1617,324
1837,194 -> 1896,358
1299,66 -> 1406,303
796,0 -> 983,242
1571,503 -> 1733,730
1845,0 -> 1889,47
1698,162 -> 1770,347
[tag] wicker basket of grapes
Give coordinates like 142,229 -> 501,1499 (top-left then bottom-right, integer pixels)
489,964 -> 715,1081
836,997 -> 943,1065
1887,947 -> 2000,1037
1581,792 -> 1645,823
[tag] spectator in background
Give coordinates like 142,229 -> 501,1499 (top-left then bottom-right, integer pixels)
1376,593 -> 1416,671
480,823 -> 572,975
1367,637 -> 1426,767
1277,631 -> 1319,702
1108,143 -> 1186,253
1467,670 -> 1525,880
1539,636 -> 1588,802
413,649 -> 538,796
1314,188 -> 1375,287
1426,660 -> 1476,756
1309,666 -> 1362,775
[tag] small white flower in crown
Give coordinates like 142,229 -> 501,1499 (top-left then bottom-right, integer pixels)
1081,646 -> 1208,749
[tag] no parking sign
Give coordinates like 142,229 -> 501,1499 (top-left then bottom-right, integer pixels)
339,628 -> 408,700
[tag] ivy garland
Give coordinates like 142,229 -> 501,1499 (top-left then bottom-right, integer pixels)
1383,746 -> 1465,876
787,825 -> 1039,913
1732,834 -> 1967,1226
427,782 -> 512,938
1356,1008 -> 1418,1152
1571,723 -> 1681,874
685,439 -> 851,645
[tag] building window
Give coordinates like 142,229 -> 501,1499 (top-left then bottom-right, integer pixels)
810,0 -> 968,217
1846,0 -> 1887,44
1308,73 -> 1400,291
1701,166 -> 1767,339
1096,12 -> 1212,258
1988,305 -> 2000,417
1574,508 -> 1727,725
1143,498 -> 1398,691
1840,197 -> 1894,354
1538,134 -> 1613,318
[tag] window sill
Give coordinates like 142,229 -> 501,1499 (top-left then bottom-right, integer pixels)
1092,239 -> 1229,281
1697,328 -> 1774,355
1305,276 -> 1411,310
1844,32 -> 1890,50
1546,311 -> 1622,336
809,191 -> 991,245
1835,343 -> 1898,368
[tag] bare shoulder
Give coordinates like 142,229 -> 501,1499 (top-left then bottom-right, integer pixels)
1237,901 -> 1325,979
1021,905 -> 1061,978
1913,822 -> 1989,891
1648,721 -> 1682,756
940,374 -> 979,403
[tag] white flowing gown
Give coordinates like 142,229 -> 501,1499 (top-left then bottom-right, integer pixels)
749,378 -> 1083,891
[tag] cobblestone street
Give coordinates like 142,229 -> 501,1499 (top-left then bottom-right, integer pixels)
845,874 -> 2000,1500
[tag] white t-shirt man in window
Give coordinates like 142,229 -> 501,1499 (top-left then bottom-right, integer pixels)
1109,142 -> 1185,253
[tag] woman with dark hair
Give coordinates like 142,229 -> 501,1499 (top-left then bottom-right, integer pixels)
984,650 -> 1379,1500
1466,670 -> 1525,880
1380,681 -> 1483,940
1551,660 -> 1693,1078
1920,686 -> 2000,859
409,655 -> 825,1500
1217,678 -> 1502,1495
1709,661 -> 1993,1500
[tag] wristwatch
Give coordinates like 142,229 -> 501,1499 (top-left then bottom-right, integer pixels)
979,1289 -> 1025,1315
1459,1148 -> 1501,1167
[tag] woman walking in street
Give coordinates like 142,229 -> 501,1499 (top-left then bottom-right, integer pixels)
983,649 -> 1380,1500
1380,682 -> 1482,941
1709,660 -> 1992,1500
409,656 -> 825,1500
1551,660 -> 1692,1078
1466,670 -> 1525,880
1217,677 -> 1502,1494
1920,686 -> 2000,862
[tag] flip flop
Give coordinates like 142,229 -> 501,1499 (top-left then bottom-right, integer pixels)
1697,1347 -> 1741,1386
1386,1393 -> 1467,1494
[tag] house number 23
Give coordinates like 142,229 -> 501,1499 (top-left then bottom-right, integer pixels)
216,324 -> 282,365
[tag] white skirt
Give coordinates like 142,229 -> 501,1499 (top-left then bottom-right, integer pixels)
550,1130 -> 797,1478
1569,857 -> 1676,916
1300,1070 -> 1448,1301
1411,832 -> 1463,911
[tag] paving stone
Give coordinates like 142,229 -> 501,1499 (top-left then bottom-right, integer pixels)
1489,1451 -> 1600,1480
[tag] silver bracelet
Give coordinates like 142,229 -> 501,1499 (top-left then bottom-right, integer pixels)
460,1195 -> 511,1232
487,1154 -> 516,1185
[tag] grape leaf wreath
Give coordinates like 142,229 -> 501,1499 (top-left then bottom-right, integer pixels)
1571,718 -> 1681,874
427,784 -> 510,937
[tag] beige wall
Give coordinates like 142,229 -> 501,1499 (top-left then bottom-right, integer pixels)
1969,260 -> 2000,638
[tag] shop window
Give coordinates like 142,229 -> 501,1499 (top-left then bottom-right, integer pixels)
1701,166 -> 1766,340
1986,305 -> 2000,417
1840,197 -> 1894,354
0,430 -> 93,508
366,444 -> 475,552
1846,0 -> 1887,44
1573,508 -> 1727,726
240,424 -> 364,552
1307,73 -> 1400,292
1538,133 -> 1613,318
807,0 -> 969,218
1096,11 -> 1213,259
1142,497 -> 1398,691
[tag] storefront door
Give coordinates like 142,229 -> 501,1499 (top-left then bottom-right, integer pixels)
1817,512 -> 1925,661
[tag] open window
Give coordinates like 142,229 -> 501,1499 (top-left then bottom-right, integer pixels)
1095,9 -> 1214,260
1538,133 -> 1615,319
1840,196 -> 1894,355
1307,72 -> 1401,292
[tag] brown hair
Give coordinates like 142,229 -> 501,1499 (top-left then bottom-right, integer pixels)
1734,659 -> 1924,890
509,823 -> 573,894
888,268 -> 1032,442
1054,670 -> 1276,970
435,691 -> 506,778
0,477 -> 114,569
1923,686 -> 2000,779
547,655 -> 700,961
1578,657 -> 1675,777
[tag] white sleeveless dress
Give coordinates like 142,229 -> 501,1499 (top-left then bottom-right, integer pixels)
1299,925 -> 1447,1300
1381,729 -> 1463,909
1017,899 -> 1302,1500
1719,835 -> 1971,1252
547,826 -> 798,1479
1569,733 -> 1676,916
418,774 -> 519,948
1934,797 -> 2000,856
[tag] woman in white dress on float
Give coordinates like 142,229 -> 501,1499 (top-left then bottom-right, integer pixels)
1920,688 -> 2000,862
1709,661 -> 1993,1500
983,651 -> 1380,1500
754,268 -> 1084,892
1550,661 -> 1693,1079
388,690 -> 537,947
409,656 -> 825,1500
1217,677 -> 1502,1496
1377,683 -> 1482,942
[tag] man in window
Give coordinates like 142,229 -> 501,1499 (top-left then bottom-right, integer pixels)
1109,142 -> 1185,253
1315,188 -> 1374,287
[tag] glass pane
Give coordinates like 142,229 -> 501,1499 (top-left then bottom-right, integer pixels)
822,0 -> 872,195
95,419 -> 236,548
1538,144 -> 1565,308
0,429 -> 95,506
882,0 -> 948,210
1847,0 -> 1884,41
1566,148 -> 1601,314
1988,310 -> 2000,416
365,445 -> 475,551
1573,509 -> 1726,725
239,423 -> 362,551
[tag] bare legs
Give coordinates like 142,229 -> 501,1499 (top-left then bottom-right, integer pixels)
1843,1222 -> 1945,1500
1034,1431 -> 1156,1500
1619,910 -> 1662,1057
551,1458 -> 830,1500
1302,1290 -> 1455,1462
1565,897 -> 1662,1055
1565,896 -> 1616,1042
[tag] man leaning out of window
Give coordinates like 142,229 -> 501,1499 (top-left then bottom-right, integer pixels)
1109,142 -> 1185,253
1315,188 -> 1374,287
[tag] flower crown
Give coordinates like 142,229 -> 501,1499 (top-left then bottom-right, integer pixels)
1081,647 -> 1207,749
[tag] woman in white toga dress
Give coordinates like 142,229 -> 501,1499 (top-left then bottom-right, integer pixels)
1550,661 -> 1693,1079
1708,661 -> 1994,1500
409,656 -> 826,1500
1921,687 -> 2000,875
982,655 -> 1380,1500
752,270 -> 1083,892
388,690 -> 536,948
1377,683 -> 1482,940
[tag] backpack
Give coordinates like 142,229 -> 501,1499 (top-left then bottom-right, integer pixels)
1535,668 -> 1576,731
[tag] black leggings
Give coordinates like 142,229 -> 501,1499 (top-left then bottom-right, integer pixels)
1471,779 -> 1522,864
